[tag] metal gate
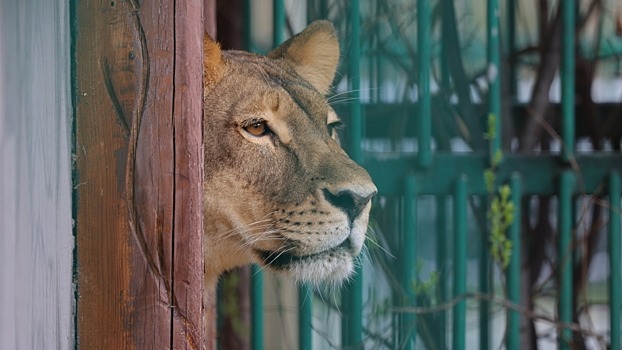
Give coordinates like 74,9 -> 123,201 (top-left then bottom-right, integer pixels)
241,1 -> 622,349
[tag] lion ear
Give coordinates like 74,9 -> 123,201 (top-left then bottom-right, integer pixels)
204,34 -> 225,91
268,20 -> 339,95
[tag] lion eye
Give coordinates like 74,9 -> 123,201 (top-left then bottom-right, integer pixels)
244,121 -> 269,137
327,121 -> 344,143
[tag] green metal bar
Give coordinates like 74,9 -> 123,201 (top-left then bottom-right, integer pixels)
243,0 -> 252,51
320,0 -> 328,19
453,175 -> 468,350
506,173 -> 522,350
487,0 -> 501,159
480,2 -> 501,347
374,0 -> 382,102
558,171 -> 575,349
436,197 -> 447,349
306,0 -> 328,22
479,199 -> 490,350
561,0 -> 575,162
347,0 -> 362,163
342,1 -> 363,348
251,265 -> 264,350
417,0 -> 431,168
609,172 -> 621,350
506,0 -> 517,97
299,284 -> 313,350
399,176 -> 417,349
273,0 -> 285,45
365,153 -> 622,196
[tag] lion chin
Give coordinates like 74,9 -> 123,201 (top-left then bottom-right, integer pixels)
202,20 -> 376,288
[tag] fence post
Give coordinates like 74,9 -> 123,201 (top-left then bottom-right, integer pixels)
482,1 -> 501,348
298,284 -> 313,350
609,172 -> 621,350
417,0 -> 431,168
453,175 -> 468,350
251,265 -> 264,350
436,197 -> 448,349
558,170 -> 575,349
74,0 -> 206,348
399,176 -> 418,349
342,0 -> 364,348
561,0 -> 575,162
506,174 -> 522,350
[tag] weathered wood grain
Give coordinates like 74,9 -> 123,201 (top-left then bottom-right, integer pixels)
75,0 -> 209,348
75,1 -> 151,347
171,1 -> 206,348
0,1 -> 73,348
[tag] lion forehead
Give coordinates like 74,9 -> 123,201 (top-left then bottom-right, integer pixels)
223,51 -> 331,122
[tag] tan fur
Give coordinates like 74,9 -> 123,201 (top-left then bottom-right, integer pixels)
203,34 -> 224,89
202,21 -> 376,290
268,21 -> 340,94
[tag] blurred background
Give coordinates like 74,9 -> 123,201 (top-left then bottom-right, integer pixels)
215,1 -> 622,349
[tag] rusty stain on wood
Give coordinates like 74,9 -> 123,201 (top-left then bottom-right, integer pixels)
76,0 -> 210,348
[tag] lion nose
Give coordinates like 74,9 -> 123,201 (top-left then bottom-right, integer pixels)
323,186 -> 376,222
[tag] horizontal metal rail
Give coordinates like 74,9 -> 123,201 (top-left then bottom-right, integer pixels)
366,153 -> 622,196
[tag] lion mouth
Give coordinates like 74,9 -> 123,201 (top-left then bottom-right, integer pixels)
256,238 -> 353,270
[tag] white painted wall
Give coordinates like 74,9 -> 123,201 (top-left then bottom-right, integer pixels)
0,1 -> 73,348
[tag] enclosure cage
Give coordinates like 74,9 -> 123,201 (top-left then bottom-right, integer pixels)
230,1 -> 622,350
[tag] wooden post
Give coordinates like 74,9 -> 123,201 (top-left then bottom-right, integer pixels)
75,0 -> 212,348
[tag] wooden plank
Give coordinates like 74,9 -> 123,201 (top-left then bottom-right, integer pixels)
75,0 -> 207,348
126,0 -> 175,347
0,1 -> 73,348
171,1 -> 206,349
75,0 -> 165,347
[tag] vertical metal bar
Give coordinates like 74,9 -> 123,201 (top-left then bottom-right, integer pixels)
374,0 -> 382,102
273,0 -> 285,46
320,0 -> 328,19
306,0 -> 312,24
506,0 -> 517,97
417,0 -> 431,168
453,175 -> 468,350
347,0 -> 362,163
251,265 -> 264,350
609,172 -> 621,350
243,0 -> 252,51
367,1 -> 375,103
561,0 -> 575,162
478,201 -> 490,350
440,15 -> 450,90
436,196 -> 447,349
342,1 -> 363,347
558,170 -> 575,349
305,0 -> 328,23
399,176 -> 417,349
299,284 -> 313,350
487,0 -> 501,158
481,2 -> 501,348
506,173 -> 522,350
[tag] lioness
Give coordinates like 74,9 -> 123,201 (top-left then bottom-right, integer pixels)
203,21 -> 376,289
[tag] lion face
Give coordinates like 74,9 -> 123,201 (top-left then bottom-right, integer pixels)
203,21 -> 376,285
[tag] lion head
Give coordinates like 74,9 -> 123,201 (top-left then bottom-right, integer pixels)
203,20 -> 376,286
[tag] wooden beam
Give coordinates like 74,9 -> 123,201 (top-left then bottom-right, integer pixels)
75,1 -> 208,348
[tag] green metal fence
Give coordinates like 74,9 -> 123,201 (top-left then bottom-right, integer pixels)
241,1 -> 622,349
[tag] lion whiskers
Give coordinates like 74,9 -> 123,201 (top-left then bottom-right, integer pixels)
365,225 -> 395,259
327,87 -> 379,105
